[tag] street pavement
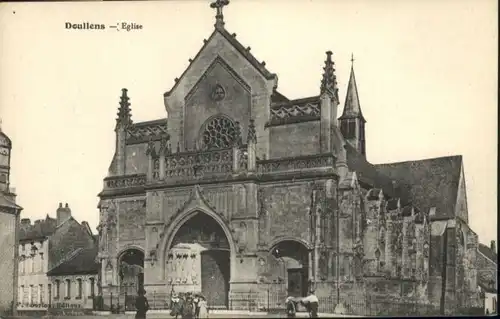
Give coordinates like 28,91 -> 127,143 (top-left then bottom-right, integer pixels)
7,312 -> 361,318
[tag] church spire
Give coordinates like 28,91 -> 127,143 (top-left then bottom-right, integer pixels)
320,51 -> 339,100
340,54 -> 365,122
210,0 -> 230,28
116,88 -> 132,129
339,54 -> 367,156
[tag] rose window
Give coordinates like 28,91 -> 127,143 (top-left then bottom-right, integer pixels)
201,116 -> 236,150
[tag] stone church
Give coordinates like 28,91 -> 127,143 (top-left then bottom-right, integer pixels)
97,1 -> 480,313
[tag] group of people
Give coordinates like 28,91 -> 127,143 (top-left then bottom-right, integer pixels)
285,290 -> 320,318
170,292 -> 209,319
134,288 -> 319,319
133,289 -> 208,319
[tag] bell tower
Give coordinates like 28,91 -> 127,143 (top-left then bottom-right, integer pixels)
339,55 -> 367,156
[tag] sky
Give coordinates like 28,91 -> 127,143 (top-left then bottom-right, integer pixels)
0,0 -> 497,245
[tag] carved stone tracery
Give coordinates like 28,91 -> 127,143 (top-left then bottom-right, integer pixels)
258,154 -> 334,174
202,116 -> 237,150
270,101 -> 320,122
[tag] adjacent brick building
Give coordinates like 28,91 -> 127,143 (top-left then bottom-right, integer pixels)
96,1 -> 480,315
17,203 -> 96,313
0,124 -> 23,316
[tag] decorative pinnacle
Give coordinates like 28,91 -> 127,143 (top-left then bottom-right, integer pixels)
210,0 -> 230,27
320,50 -> 338,97
247,119 -> 257,144
351,53 -> 355,67
116,88 -> 132,128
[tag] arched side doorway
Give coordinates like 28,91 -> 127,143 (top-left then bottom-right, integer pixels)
118,248 -> 144,294
166,211 -> 231,309
270,240 -> 310,297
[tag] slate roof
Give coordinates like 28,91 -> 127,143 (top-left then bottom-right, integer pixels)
375,156 -> 462,219
164,24 -> 276,97
271,90 -> 290,104
345,143 -> 411,204
47,246 -> 99,276
478,243 -> 498,263
478,281 -> 497,294
19,215 -> 57,241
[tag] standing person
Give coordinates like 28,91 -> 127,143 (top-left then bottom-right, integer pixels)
193,293 -> 200,318
182,294 -> 195,319
170,293 -> 183,319
301,290 -> 319,318
197,295 -> 209,319
285,296 -> 297,318
134,288 -> 150,319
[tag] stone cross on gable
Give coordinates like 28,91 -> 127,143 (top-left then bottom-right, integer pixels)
210,0 -> 230,25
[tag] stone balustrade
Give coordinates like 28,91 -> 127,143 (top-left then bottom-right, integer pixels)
145,150 -> 336,183
104,174 -> 147,189
101,151 -> 336,191
158,147 -> 235,182
257,153 -> 335,174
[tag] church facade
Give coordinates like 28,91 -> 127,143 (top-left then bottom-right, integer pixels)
97,1 -> 480,314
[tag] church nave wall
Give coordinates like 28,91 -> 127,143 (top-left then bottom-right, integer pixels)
268,121 -> 321,159
124,143 -> 149,176
258,182 -> 313,245
117,198 -> 146,243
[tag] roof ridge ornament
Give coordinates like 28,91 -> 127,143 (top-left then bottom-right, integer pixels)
210,0 -> 230,27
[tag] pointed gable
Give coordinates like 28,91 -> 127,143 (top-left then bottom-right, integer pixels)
340,65 -> 365,122
454,163 -> 469,223
163,9 -> 280,157
163,24 -> 277,99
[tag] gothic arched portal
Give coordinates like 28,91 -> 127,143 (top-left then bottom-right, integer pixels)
118,248 -> 144,294
166,211 -> 231,309
269,239 -> 310,297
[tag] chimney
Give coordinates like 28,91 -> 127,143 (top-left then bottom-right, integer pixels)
491,240 -> 496,253
56,202 -> 71,226
21,218 -> 31,225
